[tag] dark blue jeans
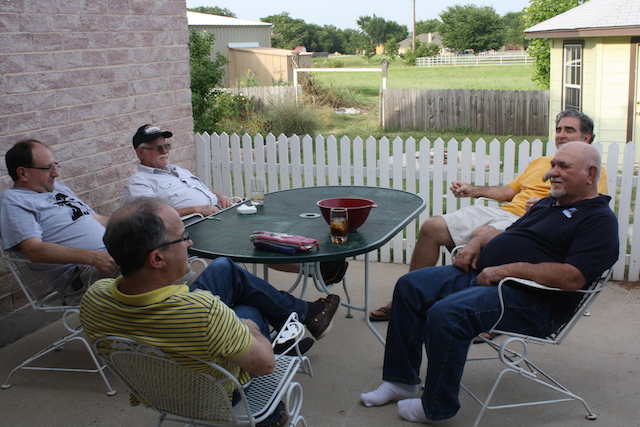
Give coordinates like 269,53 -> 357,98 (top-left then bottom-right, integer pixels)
383,265 -> 563,421
189,257 -> 309,337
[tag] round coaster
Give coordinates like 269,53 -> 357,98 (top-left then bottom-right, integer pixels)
299,213 -> 321,218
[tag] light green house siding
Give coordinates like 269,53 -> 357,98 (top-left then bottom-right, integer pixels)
550,37 -> 633,156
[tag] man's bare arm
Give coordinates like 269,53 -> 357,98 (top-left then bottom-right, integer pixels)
18,237 -> 118,274
450,181 -> 518,202
92,213 -> 110,226
477,262 -> 586,291
229,319 -> 275,376
175,205 -> 219,217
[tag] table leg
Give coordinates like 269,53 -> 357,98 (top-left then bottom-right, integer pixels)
364,252 -> 386,345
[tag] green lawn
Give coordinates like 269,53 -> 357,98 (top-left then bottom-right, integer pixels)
307,55 -> 546,142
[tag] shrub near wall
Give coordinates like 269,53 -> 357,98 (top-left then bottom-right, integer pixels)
0,1 -> 194,322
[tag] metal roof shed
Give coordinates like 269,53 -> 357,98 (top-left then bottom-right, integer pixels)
187,12 -> 272,57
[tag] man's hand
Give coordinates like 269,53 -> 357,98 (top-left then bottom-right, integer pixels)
195,205 -> 220,216
476,266 -> 506,286
450,181 -> 474,198
216,195 -> 233,209
453,243 -> 481,273
88,251 -> 118,274
525,197 -> 542,212
452,229 -> 503,273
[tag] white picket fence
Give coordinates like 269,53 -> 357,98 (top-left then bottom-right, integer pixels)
416,52 -> 533,67
194,132 -> 640,282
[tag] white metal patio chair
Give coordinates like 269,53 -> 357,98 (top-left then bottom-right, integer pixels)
462,268 -> 613,427
0,245 -> 116,395
94,312 -> 311,426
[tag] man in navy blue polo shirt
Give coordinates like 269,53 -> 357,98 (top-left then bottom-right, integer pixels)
360,141 -> 619,423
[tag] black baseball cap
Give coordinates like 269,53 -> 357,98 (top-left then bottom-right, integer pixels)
132,124 -> 173,148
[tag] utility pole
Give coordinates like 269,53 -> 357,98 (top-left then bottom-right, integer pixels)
412,0 -> 416,54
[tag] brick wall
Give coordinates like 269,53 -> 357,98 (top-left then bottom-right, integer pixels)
0,0 -> 194,319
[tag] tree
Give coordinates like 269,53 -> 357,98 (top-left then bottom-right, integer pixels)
342,28 -> 369,55
403,40 -> 440,65
503,11 -> 528,48
415,19 -> 442,35
357,14 -> 408,55
188,30 -> 229,133
262,12 -> 308,49
187,6 -> 236,17
439,5 -> 504,53
305,24 -> 346,53
525,0 -> 588,89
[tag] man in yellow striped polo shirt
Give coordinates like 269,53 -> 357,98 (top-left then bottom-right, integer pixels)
80,198 -> 339,427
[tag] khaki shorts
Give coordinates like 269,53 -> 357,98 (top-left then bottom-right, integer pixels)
443,205 -> 520,247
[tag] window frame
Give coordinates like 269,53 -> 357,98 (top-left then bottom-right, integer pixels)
562,41 -> 584,111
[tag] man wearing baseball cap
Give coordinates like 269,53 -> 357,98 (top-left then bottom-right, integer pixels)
124,124 -> 232,216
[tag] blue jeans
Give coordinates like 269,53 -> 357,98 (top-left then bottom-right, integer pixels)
383,265 -> 567,421
189,257 -> 309,337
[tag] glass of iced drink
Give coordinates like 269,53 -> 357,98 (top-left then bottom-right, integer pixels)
330,208 -> 348,243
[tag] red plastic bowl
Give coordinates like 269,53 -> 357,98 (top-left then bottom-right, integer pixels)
317,197 -> 378,232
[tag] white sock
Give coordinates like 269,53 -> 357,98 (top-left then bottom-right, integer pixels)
398,398 -> 430,423
360,381 -> 419,407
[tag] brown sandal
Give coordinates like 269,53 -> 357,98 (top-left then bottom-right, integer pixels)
369,306 -> 391,322
473,332 -> 501,344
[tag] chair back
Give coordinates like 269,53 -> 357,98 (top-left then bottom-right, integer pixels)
94,337 -> 247,424
549,268 -> 612,345
0,243 -> 65,311
493,268 -> 613,346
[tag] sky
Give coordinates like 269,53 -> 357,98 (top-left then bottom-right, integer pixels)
186,0 -> 532,30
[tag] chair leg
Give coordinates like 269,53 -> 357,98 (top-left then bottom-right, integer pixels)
1,330 -> 116,396
463,362 -> 598,427
284,381 -> 306,427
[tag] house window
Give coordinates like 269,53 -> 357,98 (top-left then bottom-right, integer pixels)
563,43 -> 582,110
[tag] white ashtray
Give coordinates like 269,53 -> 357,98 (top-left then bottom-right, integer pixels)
237,204 -> 257,215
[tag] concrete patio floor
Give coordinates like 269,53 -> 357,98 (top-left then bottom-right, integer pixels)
1,260 -> 639,426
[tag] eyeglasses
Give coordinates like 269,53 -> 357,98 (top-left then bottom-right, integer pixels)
24,163 -> 60,172
152,231 -> 190,251
139,143 -> 171,152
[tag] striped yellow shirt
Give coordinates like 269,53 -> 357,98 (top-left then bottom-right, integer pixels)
80,277 -> 253,403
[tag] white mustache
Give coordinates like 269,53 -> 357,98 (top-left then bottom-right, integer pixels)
159,154 -> 169,159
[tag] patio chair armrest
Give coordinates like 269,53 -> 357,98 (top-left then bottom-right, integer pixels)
498,277 -> 562,291
188,256 -> 209,272
475,197 -> 504,206
499,276 -> 605,295
272,312 -> 305,361
451,245 -> 464,258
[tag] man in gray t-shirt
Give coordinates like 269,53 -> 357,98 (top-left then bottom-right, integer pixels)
1,139 -> 118,304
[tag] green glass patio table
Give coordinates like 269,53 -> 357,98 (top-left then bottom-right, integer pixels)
186,185 -> 425,344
